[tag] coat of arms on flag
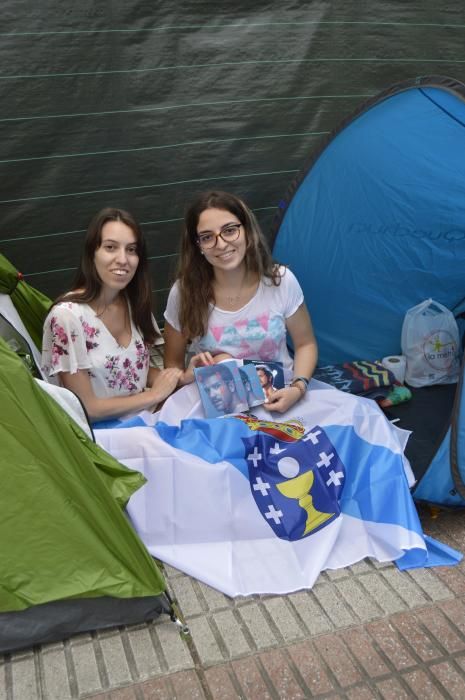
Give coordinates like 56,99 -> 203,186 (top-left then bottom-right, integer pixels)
242,421 -> 344,540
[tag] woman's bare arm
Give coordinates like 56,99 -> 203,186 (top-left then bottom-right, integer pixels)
60,366 -> 182,421
262,303 -> 318,414
163,321 -> 214,384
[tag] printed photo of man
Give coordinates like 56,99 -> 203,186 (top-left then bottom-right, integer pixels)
199,363 -> 248,417
255,364 -> 277,401
239,366 -> 265,407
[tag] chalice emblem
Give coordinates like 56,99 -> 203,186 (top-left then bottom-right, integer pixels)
277,470 -> 333,536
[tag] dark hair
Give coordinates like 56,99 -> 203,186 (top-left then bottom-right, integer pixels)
238,367 -> 251,387
256,364 -> 274,381
55,207 -> 159,345
198,363 -> 235,385
176,191 -> 282,339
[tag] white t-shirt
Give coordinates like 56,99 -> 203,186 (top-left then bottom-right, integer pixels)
164,267 -> 304,372
42,301 -> 163,399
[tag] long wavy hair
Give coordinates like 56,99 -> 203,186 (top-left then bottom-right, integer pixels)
55,207 -> 159,345
176,191 -> 282,339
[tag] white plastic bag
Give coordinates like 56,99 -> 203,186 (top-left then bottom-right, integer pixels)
401,298 -> 460,387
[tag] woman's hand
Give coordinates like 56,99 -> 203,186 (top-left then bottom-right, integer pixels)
262,385 -> 303,414
147,368 -> 183,405
181,351 -> 215,385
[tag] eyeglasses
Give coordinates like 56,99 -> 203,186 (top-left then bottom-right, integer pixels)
197,223 -> 242,250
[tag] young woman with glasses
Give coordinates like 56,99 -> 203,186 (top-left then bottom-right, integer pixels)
164,191 -> 318,413
41,207 -> 182,422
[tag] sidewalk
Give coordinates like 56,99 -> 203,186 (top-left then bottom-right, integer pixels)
1,506 -> 464,699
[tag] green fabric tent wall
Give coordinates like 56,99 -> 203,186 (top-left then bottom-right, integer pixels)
0,337 -> 170,652
0,253 -> 51,351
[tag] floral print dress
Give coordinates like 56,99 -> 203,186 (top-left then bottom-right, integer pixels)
41,302 -> 162,398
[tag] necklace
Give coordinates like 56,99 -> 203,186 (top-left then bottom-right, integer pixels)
225,291 -> 243,307
95,304 -> 108,318
216,272 -> 259,309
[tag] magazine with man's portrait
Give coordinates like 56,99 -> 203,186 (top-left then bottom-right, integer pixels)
195,359 -> 285,417
194,361 -> 249,418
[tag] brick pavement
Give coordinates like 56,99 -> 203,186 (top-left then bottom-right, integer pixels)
1,507 -> 465,699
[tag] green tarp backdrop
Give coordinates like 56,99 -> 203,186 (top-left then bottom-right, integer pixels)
1,3 -> 465,323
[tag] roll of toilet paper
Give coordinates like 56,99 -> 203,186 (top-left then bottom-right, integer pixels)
382,355 -> 407,384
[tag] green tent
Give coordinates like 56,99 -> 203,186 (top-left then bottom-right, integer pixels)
0,337 -> 172,653
0,253 -> 51,352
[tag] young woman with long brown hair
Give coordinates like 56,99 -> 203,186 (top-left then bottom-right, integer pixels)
42,207 -> 181,421
164,191 -> 318,414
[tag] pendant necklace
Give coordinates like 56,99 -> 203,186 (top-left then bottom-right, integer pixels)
226,291 -> 242,307
223,272 -> 247,307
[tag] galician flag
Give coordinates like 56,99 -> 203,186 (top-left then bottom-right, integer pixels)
95,382 -> 461,596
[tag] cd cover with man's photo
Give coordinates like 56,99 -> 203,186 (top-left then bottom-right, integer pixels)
194,360 -> 249,418
195,359 -> 285,417
243,360 -> 285,402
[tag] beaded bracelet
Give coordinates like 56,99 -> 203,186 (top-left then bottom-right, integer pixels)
289,382 -> 305,397
291,376 -> 309,391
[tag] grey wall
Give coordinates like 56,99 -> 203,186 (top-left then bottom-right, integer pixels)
1,2 -> 464,322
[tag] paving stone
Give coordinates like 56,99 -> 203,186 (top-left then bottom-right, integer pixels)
288,591 -> 333,636
340,628 -> 389,678
325,567 -> 350,580
376,677 -> 411,699
212,610 -> 251,658
187,617 -> 223,666
287,641 -> 335,695
38,640 -> 66,654
169,669 -> 206,699
237,603 -> 277,649
140,675 -> 172,700
455,653 -> 465,672
345,684 -> 377,699
99,634 -> 132,686
434,566 -> 465,595
416,607 -> 465,654
162,564 -> 183,579
258,648 -> 307,699
407,568 -> 453,601
41,647 -> 72,700
381,569 -> 428,608
392,612 -> 445,663
262,597 -> 305,643
71,641 -> 103,696
107,686 -> 138,699
197,581 -> 231,612
439,598 -> 465,635
69,633 -> 93,646
312,582 -> 357,628
313,633 -> 362,688
366,620 -> 416,671
232,657 -> 273,699
155,622 -> 194,672
126,627 -> 162,680
7,648 -> 29,662
335,577 -> 382,622
430,660 -> 465,699
371,560 -> 395,570
11,655 -> 38,700
170,577 -> 204,617
359,572 -> 406,615
204,665 -> 240,699
349,560 -> 373,575
0,664 -> 6,700
402,668 -> 446,698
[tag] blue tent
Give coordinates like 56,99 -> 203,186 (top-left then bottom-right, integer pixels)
272,76 -> 465,508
